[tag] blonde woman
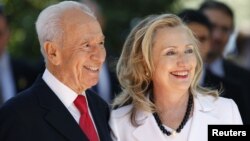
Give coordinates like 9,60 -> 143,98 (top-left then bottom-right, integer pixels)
109,14 -> 242,141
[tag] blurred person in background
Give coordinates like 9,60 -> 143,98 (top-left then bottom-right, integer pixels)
0,5 -> 37,106
179,9 -> 250,124
178,10 -> 211,64
228,32 -> 250,71
199,1 -> 250,91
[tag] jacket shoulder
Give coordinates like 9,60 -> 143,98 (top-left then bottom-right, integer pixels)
110,104 -> 133,119
196,93 -> 242,123
196,93 -> 237,108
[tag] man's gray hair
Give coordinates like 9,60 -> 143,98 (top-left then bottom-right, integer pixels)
35,1 -> 95,60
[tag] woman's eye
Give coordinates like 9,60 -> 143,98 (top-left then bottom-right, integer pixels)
166,51 -> 176,56
185,49 -> 193,54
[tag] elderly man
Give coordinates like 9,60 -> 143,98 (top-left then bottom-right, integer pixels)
0,1 -> 111,141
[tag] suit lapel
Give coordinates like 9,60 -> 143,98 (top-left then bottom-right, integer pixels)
188,94 -> 221,141
34,77 -> 88,141
44,109 -> 88,141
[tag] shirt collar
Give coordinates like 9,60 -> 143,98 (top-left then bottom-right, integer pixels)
42,69 -> 86,108
0,51 -> 9,69
209,58 -> 224,77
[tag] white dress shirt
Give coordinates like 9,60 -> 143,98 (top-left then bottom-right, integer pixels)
0,52 -> 16,103
208,58 -> 225,78
199,66 -> 206,86
42,69 -> 97,129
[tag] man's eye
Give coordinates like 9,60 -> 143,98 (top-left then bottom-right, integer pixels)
198,37 -> 208,43
84,44 -> 90,48
99,41 -> 104,45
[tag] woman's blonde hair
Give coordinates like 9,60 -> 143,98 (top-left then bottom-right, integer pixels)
113,13 -> 218,126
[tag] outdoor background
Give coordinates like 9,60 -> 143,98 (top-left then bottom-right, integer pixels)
0,0 -> 249,65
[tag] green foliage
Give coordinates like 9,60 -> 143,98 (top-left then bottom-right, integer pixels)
97,0 -> 181,57
2,0 -> 62,61
2,0 -> 181,61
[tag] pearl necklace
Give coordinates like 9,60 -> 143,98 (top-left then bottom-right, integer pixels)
153,94 -> 193,136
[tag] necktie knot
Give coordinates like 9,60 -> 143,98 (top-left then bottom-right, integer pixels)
74,95 -> 87,114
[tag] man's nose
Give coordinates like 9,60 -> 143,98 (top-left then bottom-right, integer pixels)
213,29 -> 223,40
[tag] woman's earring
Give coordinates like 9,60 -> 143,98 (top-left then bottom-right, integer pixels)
146,72 -> 149,76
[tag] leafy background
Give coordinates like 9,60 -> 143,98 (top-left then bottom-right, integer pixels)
1,0 -> 249,66
0,0 -> 181,64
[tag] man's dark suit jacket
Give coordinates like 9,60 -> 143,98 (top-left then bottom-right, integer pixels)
0,57 -> 38,106
204,59 -> 250,124
10,57 -> 38,93
0,76 -> 112,141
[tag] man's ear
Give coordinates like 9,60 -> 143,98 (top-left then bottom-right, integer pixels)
43,41 -> 61,65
